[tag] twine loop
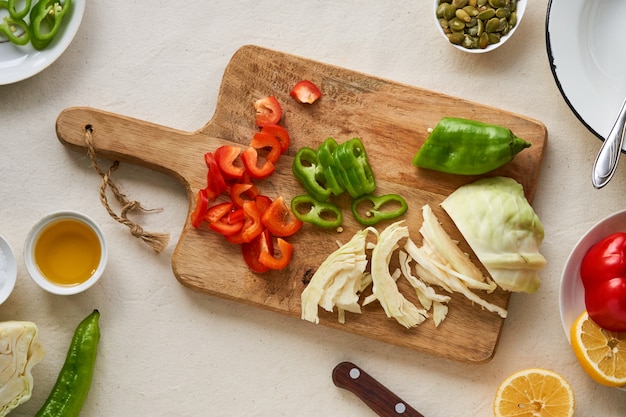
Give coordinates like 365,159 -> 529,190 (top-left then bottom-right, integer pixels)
84,126 -> 170,253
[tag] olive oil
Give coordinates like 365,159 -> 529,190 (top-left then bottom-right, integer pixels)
34,218 -> 101,286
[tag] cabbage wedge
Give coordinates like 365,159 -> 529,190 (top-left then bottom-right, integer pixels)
0,321 -> 45,417
441,176 -> 546,293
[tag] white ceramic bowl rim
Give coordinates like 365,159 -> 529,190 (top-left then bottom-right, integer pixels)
24,210 -> 108,295
433,0 -> 526,54
0,235 -> 17,305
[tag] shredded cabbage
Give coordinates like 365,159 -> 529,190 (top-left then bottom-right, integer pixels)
369,222 -> 428,329
301,229 -> 369,324
441,177 -> 546,293
0,321 -> 45,417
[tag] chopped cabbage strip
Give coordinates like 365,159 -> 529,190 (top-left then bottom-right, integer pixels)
0,322 -> 45,417
301,229 -> 369,324
405,239 -> 508,319
369,222 -> 428,329
420,205 -> 496,292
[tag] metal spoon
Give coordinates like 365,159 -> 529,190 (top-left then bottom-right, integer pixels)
332,362 -> 424,417
592,98 -> 626,188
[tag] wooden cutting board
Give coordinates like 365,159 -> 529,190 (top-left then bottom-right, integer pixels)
56,45 -> 547,363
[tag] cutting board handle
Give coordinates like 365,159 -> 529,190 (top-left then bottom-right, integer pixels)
56,106 -> 223,188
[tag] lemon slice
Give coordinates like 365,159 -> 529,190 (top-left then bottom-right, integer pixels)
493,368 -> 575,417
570,310 -> 626,387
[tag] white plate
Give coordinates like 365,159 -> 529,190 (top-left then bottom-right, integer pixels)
546,0 -> 626,145
0,234 -> 17,305
560,209 -> 626,342
0,0 -> 85,85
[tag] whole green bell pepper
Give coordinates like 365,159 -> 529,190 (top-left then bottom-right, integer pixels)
412,117 -> 531,175
30,0 -> 71,50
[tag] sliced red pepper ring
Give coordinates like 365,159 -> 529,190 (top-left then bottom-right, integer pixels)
261,195 -> 303,237
290,80 -> 322,104
261,124 -> 291,154
190,189 -> 210,229
230,183 -> 254,208
241,147 -> 275,179
215,145 -> 244,180
204,201 -> 235,223
255,195 -> 273,212
204,151 -> 228,197
209,217 -> 244,236
254,96 -> 282,127
259,237 -> 293,270
249,132 -> 282,164
241,228 -> 273,273
225,200 -> 264,244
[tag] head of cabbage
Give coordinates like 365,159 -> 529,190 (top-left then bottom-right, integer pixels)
441,177 -> 547,294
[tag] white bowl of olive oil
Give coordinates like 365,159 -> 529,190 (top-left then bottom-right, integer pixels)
24,211 -> 107,295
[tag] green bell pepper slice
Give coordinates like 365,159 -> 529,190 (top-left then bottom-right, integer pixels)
316,137 -> 345,196
291,195 -> 342,229
292,147 -> 332,202
7,0 -> 31,19
0,15 -> 30,46
333,138 -> 376,198
30,0 -> 71,50
351,193 -> 408,226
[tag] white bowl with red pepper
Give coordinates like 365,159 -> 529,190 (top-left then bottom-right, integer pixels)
560,209 -> 626,340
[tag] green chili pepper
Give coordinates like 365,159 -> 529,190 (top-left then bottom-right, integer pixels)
351,193 -> 408,226
292,146 -> 332,202
0,15 -> 30,46
316,137 -> 345,196
291,194 -> 342,229
36,309 -> 100,417
30,0 -> 71,50
332,138 -> 376,198
412,117 -> 531,175
7,0 -> 31,19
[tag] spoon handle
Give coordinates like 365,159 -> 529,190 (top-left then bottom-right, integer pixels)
592,99 -> 626,188
332,362 -> 425,417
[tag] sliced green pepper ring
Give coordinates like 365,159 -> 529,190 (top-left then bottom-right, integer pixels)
351,193 -> 408,226
292,147 -> 332,202
30,0 -> 72,50
333,138 -> 376,198
291,195 -> 342,229
316,137 -> 345,196
8,0 -> 31,19
0,15 -> 30,46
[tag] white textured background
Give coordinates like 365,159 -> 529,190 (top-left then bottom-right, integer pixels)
1,1 -> 625,416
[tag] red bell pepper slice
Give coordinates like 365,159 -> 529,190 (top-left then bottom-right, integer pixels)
241,147 -> 275,179
230,183 -> 253,208
259,237 -> 293,270
190,189 -> 210,229
204,151 -> 228,197
225,200 -> 264,244
249,132 -> 282,164
290,80 -> 321,104
261,195 -> 303,237
204,201 -> 234,223
241,228 -> 273,273
255,194 -> 273,212
215,145 -> 244,180
254,96 -> 282,127
260,124 -> 291,154
209,217 -> 244,236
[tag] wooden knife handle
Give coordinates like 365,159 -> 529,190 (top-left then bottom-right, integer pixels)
332,362 -> 425,417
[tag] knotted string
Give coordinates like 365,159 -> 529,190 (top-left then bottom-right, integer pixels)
84,126 -> 170,253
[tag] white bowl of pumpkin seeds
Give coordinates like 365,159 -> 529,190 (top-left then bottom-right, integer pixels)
434,0 -> 525,53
